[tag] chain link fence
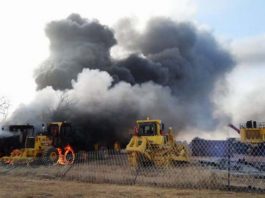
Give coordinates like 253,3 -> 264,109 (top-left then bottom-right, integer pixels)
0,139 -> 265,192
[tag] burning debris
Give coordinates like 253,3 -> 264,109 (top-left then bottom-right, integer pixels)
7,14 -> 234,146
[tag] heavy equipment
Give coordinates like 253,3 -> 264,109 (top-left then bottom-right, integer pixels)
229,120 -> 265,144
94,142 -> 121,152
126,117 -> 190,167
228,120 -> 265,155
0,125 -> 34,157
0,122 -> 75,165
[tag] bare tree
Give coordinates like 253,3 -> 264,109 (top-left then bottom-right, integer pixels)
52,92 -> 75,121
37,92 -> 75,123
0,97 -> 10,122
55,92 -> 74,113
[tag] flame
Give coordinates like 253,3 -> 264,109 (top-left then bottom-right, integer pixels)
1,146 -> 75,165
57,147 -> 64,165
10,149 -> 22,157
2,149 -> 22,164
57,145 -> 75,165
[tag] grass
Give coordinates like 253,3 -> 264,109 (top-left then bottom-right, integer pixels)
0,152 -> 264,197
0,175 -> 264,198
1,154 -> 264,190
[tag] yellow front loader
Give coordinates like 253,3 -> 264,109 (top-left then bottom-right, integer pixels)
126,118 -> 190,167
0,122 -> 75,165
1,135 -> 59,165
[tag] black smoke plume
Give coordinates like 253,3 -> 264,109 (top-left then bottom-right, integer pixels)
35,14 -> 116,90
9,14 -> 234,147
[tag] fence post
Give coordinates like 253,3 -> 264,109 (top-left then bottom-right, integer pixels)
227,139 -> 231,190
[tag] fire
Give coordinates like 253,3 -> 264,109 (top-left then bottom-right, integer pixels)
2,149 -> 22,164
57,145 -> 75,165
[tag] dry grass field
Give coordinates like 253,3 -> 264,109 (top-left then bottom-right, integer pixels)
3,161 -> 264,190
0,153 -> 264,197
0,175 -> 264,198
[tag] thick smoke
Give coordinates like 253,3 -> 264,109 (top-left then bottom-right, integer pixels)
0,128 -> 13,138
35,14 -> 116,90
10,14 -> 234,145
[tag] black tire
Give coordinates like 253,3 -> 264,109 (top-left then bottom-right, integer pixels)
42,146 -> 59,165
64,149 -> 75,164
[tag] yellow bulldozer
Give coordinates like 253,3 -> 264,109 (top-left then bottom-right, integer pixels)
0,122 -> 75,165
126,117 -> 190,167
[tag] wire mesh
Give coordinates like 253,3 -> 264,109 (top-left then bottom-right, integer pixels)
0,140 -> 264,192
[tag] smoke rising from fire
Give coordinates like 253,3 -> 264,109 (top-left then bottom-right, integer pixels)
9,14 -> 234,144
35,14 -> 116,90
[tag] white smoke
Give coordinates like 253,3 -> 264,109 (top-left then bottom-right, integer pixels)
11,68 -> 182,127
0,127 -> 13,138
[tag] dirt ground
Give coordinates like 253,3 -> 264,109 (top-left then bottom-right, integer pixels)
0,175 -> 263,198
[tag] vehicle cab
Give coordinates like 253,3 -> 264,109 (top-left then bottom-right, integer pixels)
134,117 -> 172,145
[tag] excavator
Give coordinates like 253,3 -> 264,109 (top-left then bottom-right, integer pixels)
126,117 -> 190,167
229,120 -> 265,144
228,120 -> 265,155
0,122 -> 75,165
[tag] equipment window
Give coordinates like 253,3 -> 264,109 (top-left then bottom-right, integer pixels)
138,123 -> 156,136
25,137 -> 35,148
48,124 -> 60,137
61,124 -> 71,137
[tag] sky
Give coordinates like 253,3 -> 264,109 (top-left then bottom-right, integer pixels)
196,0 -> 265,39
0,0 -> 264,137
